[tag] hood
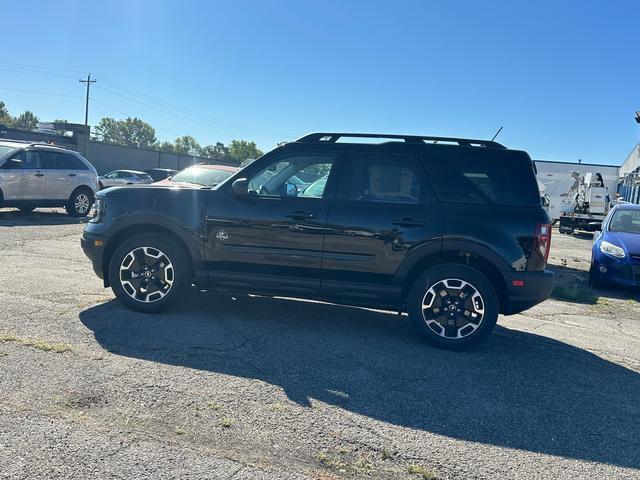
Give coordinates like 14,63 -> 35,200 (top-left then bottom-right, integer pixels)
98,183 -> 207,199
604,231 -> 640,255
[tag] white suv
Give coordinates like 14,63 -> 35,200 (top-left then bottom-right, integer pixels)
0,141 -> 98,216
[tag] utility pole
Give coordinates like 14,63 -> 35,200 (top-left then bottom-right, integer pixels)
79,74 -> 96,126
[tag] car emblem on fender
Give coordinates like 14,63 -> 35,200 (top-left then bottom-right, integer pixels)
216,230 -> 229,241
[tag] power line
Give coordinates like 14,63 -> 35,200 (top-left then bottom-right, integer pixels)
0,60 -> 287,137
0,87 -> 82,99
0,58 -> 291,138
79,74 -> 96,126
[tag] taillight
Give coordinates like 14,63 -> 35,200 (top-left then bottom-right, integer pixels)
536,223 -> 552,262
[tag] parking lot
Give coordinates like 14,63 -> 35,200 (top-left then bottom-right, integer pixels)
0,208 -> 639,480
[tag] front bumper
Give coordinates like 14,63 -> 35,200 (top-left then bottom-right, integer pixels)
501,269 -> 555,315
81,232 -> 106,281
591,254 -> 640,287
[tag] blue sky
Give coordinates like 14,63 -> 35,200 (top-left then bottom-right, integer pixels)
1,0 -> 638,163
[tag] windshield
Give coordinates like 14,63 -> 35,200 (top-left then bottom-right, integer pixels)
170,166 -> 235,187
609,209 -> 640,234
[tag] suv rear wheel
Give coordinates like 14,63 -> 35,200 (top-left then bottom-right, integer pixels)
109,233 -> 192,313
408,263 -> 499,350
66,188 -> 94,217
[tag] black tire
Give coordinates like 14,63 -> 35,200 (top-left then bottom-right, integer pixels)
589,265 -> 604,288
18,206 -> 35,213
66,187 -> 94,217
408,263 -> 499,351
109,233 -> 192,313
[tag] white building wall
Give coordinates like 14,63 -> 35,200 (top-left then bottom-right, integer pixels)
620,143 -> 640,176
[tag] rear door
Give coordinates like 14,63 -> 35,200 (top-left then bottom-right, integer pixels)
0,150 -> 45,200
40,150 -> 77,200
321,152 -> 442,305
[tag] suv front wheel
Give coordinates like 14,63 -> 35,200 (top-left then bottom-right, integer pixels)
66,188 -> 94,217
109,233 -> 192,313
408,264 -> 499,350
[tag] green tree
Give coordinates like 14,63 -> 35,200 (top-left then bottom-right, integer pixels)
94,116 -> 157,149
173,135 -> 202,156
13,110 -> 39,130
202,142 -> 229,161
158,141 -> 176,153
228,140 -> 263,164
0,101 -> 11,125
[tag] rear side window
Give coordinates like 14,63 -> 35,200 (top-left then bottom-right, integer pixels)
64,153 -> 88,170
40,151 -> 87,170
428,159 -> 540,206
338,154 -> 426,204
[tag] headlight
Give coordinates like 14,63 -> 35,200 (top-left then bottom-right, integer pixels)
600,240 -> 625,258
89,197 -> 105,223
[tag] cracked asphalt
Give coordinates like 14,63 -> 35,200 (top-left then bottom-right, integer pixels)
1,208 -> 639,480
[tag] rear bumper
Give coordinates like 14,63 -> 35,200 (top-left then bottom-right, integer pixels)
81,232 -> 106,281
501,269 -> 555,315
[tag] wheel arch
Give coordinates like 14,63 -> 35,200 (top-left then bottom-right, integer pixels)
102,222 -> 198,287
69,184 -> 95,199
399,246 -> 509,314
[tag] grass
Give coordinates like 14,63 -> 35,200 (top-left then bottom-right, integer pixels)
407,465 -> 438,479
551,285 -> 598,304
207,401 -> 223,410
0,334 -> 72,353
220,417 -> 233,428
175,425 -> 186,435
380,447 -> 395,460
316,451 -> 373,475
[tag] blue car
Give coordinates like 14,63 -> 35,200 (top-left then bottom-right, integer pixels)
590,204 -> 640,288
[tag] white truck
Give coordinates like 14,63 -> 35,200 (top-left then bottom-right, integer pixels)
558,171 -> 610,234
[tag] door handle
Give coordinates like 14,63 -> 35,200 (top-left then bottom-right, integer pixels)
393,217 -> 425,227
68,173 -> 77,177
285,210 -> 315,220
34,172 -> 44,177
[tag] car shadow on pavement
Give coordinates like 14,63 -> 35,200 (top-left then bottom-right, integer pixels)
79,293 -> 640,469
0,208 -> 88,226
548,263 -> 640,303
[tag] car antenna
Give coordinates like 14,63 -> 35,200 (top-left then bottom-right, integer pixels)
491,126 -> 503,142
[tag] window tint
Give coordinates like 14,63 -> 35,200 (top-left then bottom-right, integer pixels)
2,150 -> 41,169
248,155 -> 335,198
340,155 -> 422,204
40,151 -> 85,170
429,160 -> 540,206
117,171 -> 133,178
64,153 -> 88,170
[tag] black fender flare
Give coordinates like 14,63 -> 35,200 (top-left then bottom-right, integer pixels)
102,213 -> 203,284
394,238 -> 512,287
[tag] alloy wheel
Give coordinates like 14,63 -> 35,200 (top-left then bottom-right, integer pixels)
75,193 -> 90,214
119,247 -> 174,303
421,278 -> 485,339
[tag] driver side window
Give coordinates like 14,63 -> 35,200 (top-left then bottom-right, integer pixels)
247,155 -> 335,198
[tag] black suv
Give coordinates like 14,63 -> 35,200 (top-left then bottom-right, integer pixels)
81,133 -> 554,350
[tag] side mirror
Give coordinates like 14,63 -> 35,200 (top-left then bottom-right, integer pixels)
285,182 -> 298,197
1,158 -> 22,169
231,178 -> 249,196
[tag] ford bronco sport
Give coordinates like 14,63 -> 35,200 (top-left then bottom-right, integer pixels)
81,133 -> 554,350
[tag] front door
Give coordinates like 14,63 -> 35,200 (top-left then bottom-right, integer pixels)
321,152 -> 442,306
204,152 -> 338,295
0,150 -> 45,200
